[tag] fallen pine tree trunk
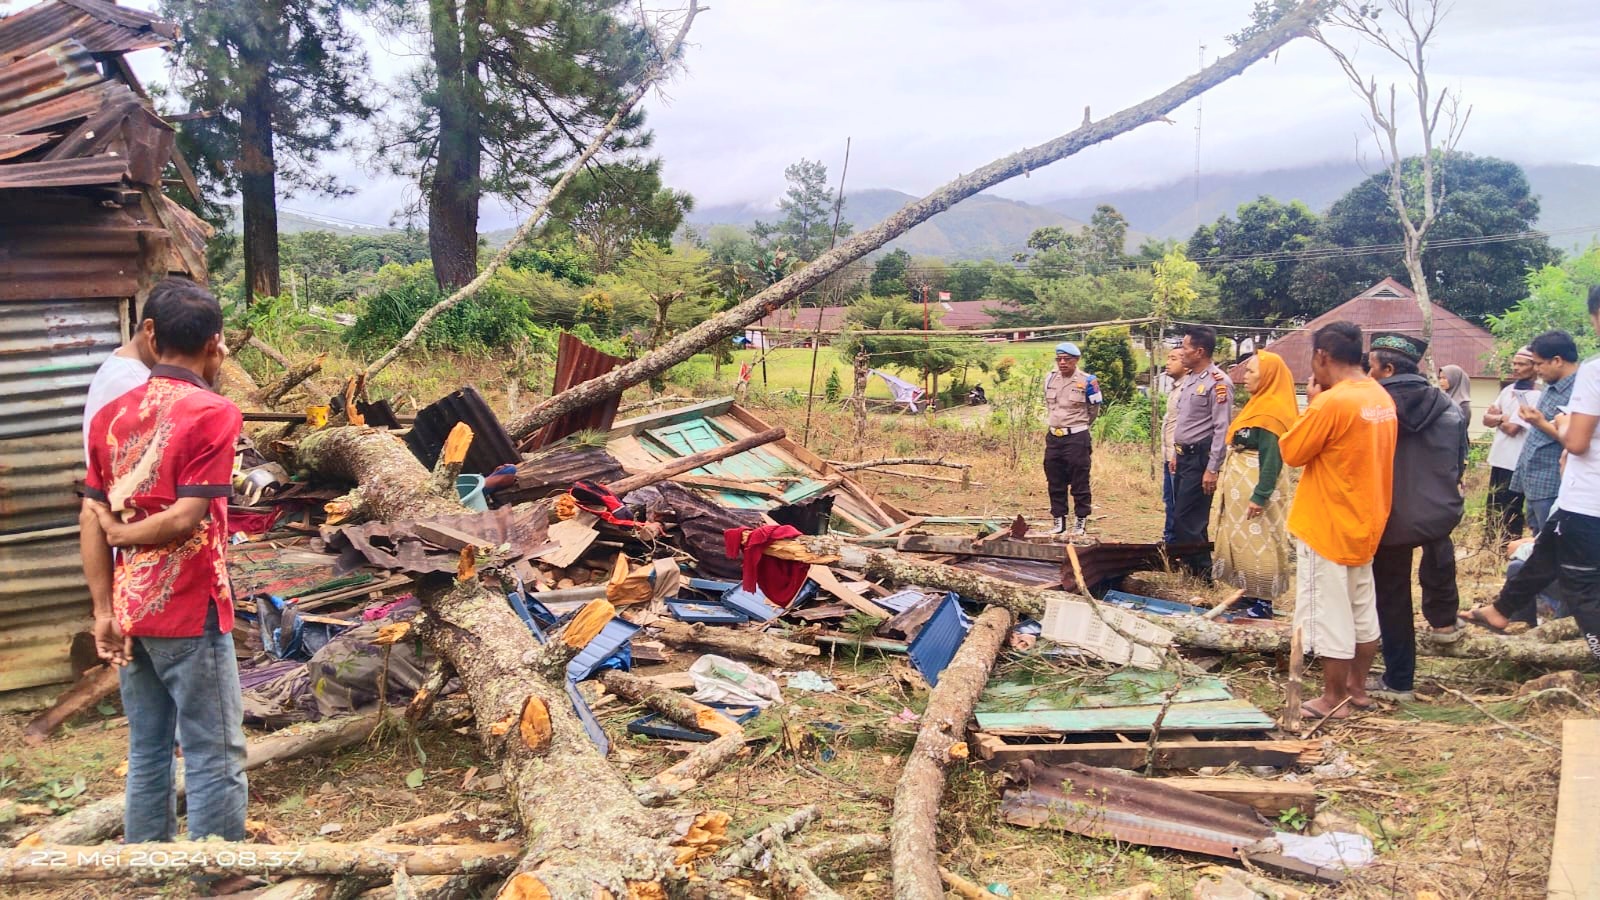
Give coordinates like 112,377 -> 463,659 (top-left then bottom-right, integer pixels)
413,581 -> 719,895
597,669 -> 742,737
23,664 -> 119,746
891,606 -> 1013,899
294,427 -> 468,523
635,731 -> 748,808
810,538 -> 1597,669
652,620 -> 822,668
0,839 -> 520,882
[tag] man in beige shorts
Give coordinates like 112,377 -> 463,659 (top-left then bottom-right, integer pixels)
1278,321 -> 1398,719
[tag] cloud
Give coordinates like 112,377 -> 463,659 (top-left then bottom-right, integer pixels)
27,0 -> 1594,227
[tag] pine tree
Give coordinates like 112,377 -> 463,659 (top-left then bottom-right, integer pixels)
162,0 -> 373,302
752,158 -> 851,262
381,0 -> 656,289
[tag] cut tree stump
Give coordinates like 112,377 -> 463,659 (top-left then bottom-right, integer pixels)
891,605 -> 1014,899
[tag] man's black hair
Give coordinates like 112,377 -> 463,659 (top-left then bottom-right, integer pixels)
1370,349 -> 1420,377
1182,324 -> 1217,357
1529,329 -> 1580,365
1312,320 -> 1363,366
1588,283 -> 1600,317
143,278 -> 222,357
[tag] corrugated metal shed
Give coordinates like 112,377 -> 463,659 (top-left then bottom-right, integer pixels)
0,297 -> 125,438
522,332 -> 628,451
0,525 -> 94,692
0,0 -> 202,705
0,0 -> 176,61
0,429 -> 85,533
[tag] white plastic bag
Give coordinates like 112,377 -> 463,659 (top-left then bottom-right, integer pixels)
689,654 -> 783,708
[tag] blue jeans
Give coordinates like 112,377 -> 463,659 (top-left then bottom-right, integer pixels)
1528,497 -> 1555,535
120,604 -> 248,842
1161,465 -> 1177,544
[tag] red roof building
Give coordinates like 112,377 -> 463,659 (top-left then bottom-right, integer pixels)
1262,278 -> 1499,384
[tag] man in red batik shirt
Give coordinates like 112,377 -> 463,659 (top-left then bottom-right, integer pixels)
82,279 -> 246,844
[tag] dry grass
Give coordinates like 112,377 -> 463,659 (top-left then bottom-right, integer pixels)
2,362 -> 1589,898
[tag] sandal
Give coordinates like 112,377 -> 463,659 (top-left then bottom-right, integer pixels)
1299,700 -> 1350,720
1460,607 -> 1508,635
1426,619 -> 1468,644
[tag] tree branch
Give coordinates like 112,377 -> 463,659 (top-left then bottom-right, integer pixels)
505,1 -> 1327,441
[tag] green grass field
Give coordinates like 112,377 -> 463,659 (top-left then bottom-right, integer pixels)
667,342 -> 1084,400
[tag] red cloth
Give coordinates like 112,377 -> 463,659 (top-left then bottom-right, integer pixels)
723,524 -> 808,607
86,365 -> 242,638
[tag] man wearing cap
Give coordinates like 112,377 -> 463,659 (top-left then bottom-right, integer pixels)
1043,341 -> 1101,536
1365,331 -> 1466,701
1170,324 -> 1234,576
1511,329 -> 1582,534
1483,348 -> 1540,544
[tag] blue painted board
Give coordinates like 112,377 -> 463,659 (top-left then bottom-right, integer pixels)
908,593 -> 972,687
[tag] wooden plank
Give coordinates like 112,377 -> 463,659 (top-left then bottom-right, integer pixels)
538,511 -> 600,568
970,733 -> 1323,770
859,516 -> 925,542
638,672 -> 695,691
668,474 -> 786,500
1549,719 -> 1600,899
897,534 -> 1068,563
808,565 -> 888,620
977,673 -> 1236,712
1153,777 -> 1319,818
413,522 -> 488,551
975,699 -> 1276,736
607,396 -> 736,438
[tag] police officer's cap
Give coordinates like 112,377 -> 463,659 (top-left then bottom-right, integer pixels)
1055,342 -> 1081,357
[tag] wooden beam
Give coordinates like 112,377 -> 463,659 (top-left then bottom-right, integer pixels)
897,534 -> 1067,563
609,427 -> 785,495
668,474 -> 786,501
1549,719 -> 1600,899
970,733 -> 1324,770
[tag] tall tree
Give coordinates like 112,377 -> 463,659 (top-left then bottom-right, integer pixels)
164,0 -> 373,302
1187,196 -> 1320,321
1307,0 -> 1467,343
752,158 -> 851,262
536,157 -> 692,273
869,248 -> 911,297
381,0 -> 654,289
1290,154 -> 1558,319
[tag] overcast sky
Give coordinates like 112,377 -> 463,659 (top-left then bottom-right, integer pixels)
14,0 -> 1596,231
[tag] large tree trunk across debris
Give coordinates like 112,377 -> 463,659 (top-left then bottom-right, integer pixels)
295,427 -> 468,523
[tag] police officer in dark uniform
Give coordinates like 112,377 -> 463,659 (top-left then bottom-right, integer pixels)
1169,325 -> 1234,576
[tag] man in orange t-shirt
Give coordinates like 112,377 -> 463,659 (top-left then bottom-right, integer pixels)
1279,321 -> 1398,720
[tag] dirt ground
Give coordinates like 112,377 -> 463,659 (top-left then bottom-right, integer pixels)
1,395 -> 1590,899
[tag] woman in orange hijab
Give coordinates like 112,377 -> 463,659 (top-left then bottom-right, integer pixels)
1210,350 -> 1300,617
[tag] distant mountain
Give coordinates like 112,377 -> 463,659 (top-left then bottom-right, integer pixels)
223,203 -> 398,239
685,188 -> 1143,261
1046,161 -> 1600,250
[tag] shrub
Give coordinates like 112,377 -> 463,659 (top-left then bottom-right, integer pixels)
1081,326 -> 1138,402
1091,400 -> 1151,444
824,368 -> 843,402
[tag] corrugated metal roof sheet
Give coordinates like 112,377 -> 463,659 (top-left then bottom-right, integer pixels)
404,385 -> 521,477
0,429 -> 83,534
0,39 -> 101,114
1263,278 -> 1500,381
0,525 -> 92,692
0,153 -> 126,188
0,0 -> 175,61
0,200 -> 156,303
522,331 -> 628,451
566,617 -> 640,682
0,132 -> 54,160
0,297 -> 124,438
1002,761 -> 1276,860
502,446 -> 626,506
907,592 -> 971,686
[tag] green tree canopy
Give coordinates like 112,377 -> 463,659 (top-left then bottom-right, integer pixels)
537,158 -> 693,273
379,0 -> 655,288
163,0 -> 374,301
1081,326 -> 1138,402
869,249 -> 911,297
1488,246 -> 1600,364
1290,153 -> 1560,320
1187,196 -> 1320,321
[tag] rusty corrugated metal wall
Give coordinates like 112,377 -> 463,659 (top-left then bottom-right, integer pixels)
0,526 -> 96,693
521,332 -> 628,451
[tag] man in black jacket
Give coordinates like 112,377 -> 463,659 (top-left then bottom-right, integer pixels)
1365,332 -> 1466,701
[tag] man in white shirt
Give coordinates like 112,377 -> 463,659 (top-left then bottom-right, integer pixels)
1482,347 -> 1539,545
79,283 -> 163,667
1464,286 -> 1600,663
